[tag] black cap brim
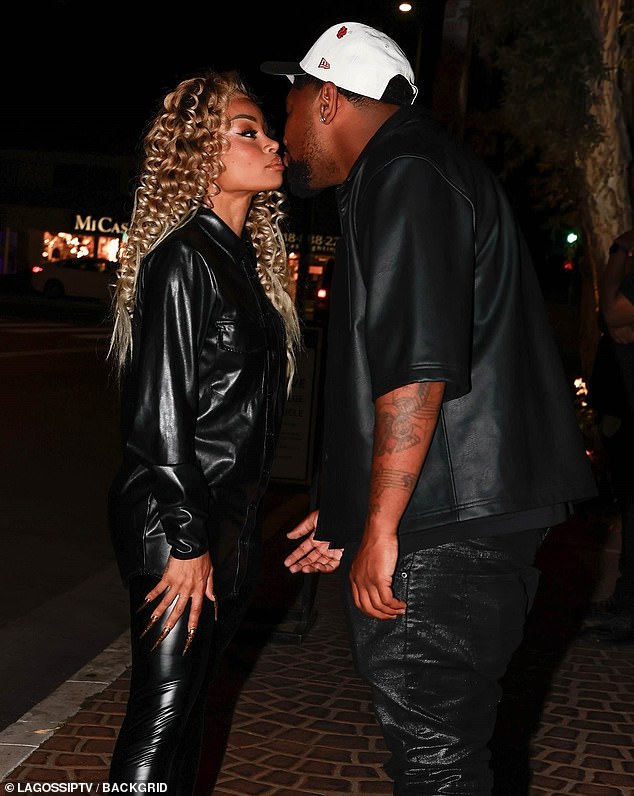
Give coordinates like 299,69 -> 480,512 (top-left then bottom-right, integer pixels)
260,61 -> 305,77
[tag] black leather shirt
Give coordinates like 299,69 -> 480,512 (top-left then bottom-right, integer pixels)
109,208 -> 287,599
315,105 -> 597,548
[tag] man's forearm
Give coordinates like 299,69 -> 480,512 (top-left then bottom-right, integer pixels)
366,380 -> 445,537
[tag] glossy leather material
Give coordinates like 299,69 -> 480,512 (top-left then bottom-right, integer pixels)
109,571 -> 256,791
316,105 -> 597,547
341,528 -> 544,795
109,208 -> 287,600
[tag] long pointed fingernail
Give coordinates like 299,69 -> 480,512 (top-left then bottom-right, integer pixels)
182,627 -> 197,656
150,625 -> 172,651
136,597 -> 151,613
139,614 -> 159,639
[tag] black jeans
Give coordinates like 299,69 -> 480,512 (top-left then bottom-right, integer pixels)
109,572 -> 255,794
341,528 -> 544,796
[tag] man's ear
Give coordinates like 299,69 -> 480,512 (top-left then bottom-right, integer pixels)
318,81 -> 340,124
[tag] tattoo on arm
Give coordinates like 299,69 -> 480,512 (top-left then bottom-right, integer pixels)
376,382 -> 440,455
375,464 -> 417,493
368,464 -> 418,516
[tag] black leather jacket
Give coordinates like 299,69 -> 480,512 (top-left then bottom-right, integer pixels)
108,208 -> 287,599
316,106 -> 597,549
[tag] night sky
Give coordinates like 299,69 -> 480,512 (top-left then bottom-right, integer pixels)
3,0 -> 430,156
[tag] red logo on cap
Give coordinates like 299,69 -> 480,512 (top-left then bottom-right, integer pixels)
337,26 -> 348,38
318,57 -> 330,70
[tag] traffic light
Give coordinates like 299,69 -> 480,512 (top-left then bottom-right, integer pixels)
562,229 -> 580,272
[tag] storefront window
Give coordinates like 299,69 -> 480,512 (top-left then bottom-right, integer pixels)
43,231 -> 121,262
97,236 -> 121,262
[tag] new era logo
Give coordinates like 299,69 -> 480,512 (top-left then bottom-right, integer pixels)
318,57 -> 330,70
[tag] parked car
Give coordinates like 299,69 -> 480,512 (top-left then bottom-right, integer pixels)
30,257 -> 118,302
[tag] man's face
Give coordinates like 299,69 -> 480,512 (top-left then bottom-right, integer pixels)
282,85 -> 333,199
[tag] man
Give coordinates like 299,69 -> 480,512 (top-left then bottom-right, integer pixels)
261,22 -> 597,794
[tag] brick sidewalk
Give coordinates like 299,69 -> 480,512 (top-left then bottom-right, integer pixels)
3,502 -> 634,795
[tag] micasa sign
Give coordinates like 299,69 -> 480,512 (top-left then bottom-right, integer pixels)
74,214 -> 129,235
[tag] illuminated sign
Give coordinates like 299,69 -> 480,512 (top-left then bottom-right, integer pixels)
283,232 -> 338,255
74,215 -> 129,235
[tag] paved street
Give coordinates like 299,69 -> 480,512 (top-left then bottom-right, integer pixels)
2,494 -> 634,794
0,310 -> 128,731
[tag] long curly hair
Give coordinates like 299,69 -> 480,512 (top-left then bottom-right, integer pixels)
109,69 -> 301,391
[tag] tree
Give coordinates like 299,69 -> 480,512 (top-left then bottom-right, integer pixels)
579,0 -> 633,372
463,0 -> 633,375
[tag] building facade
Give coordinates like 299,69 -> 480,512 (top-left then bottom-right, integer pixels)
0,149 -> 339,309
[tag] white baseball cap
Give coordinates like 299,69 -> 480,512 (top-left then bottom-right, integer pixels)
261,22 -> 418,105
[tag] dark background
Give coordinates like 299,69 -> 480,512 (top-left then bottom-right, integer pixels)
2,0 -> 576,298
2,0 -> 445,156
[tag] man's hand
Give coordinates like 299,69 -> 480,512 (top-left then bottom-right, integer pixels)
349,531 -> 406,620
285,511 -> 343,573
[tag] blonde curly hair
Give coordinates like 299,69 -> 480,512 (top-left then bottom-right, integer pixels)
109,69 -> 301,390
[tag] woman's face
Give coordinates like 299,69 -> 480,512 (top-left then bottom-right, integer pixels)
215,95 -> 284,196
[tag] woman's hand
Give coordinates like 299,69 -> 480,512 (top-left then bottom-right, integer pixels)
139,552 -> 214,652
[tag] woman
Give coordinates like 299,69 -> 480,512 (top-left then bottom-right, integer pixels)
107,69 -> 301,790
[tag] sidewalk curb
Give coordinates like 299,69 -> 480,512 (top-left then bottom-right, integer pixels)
0,632 -> 130,781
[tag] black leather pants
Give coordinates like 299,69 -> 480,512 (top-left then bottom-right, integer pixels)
109,574 -> 251,794
341,528 -> 544,796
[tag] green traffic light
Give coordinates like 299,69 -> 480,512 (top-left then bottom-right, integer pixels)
566,232 -> 579,245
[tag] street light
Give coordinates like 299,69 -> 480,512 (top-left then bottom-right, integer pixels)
397,1 -> 422,86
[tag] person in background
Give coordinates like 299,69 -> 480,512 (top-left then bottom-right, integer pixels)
106,69 -> 300,792
583,229 -> 634,642
601,229 -> 634,330
261,22 -> 597,794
